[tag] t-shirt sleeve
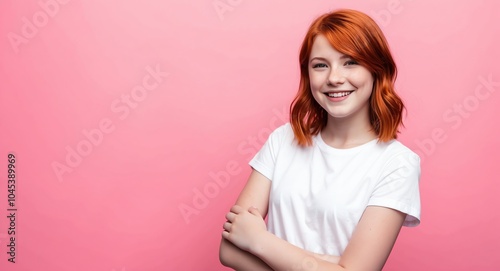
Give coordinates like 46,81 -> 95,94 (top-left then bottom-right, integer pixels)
367,150 -> 422,227
248,123 -> 289,181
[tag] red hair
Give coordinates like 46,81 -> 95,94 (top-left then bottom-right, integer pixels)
290,9 -> 405,146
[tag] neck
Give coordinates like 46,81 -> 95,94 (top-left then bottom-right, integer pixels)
321,109 -> 377,149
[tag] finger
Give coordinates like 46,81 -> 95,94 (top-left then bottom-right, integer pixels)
222,221 -> 231,232
225,212 -> 236,222
248,206 -> 259,212
221,230 -> 229,240
248,206 -> 262,218
230,205 -> 244,214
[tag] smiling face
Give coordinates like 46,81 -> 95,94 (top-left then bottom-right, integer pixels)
309,34 -> 374,122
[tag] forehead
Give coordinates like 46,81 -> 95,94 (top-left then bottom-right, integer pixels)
309,34 -> 345,60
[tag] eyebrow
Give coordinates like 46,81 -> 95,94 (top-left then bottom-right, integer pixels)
309,55 -> 352,63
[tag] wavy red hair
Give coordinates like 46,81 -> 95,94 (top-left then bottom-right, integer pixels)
290,9 -> 405,146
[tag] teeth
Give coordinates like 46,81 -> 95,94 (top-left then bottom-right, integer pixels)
327,91 -> 352,98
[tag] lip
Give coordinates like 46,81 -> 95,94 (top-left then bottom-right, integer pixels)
324,90 -> 354,102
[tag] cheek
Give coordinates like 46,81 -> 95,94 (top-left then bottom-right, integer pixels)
309,74 -> 324,91
350,71 -> 374,89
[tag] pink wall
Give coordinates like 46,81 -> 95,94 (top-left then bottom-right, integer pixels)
1,0 -> 499,270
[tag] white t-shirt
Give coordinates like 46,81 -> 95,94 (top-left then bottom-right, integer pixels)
249,123 -> 421,256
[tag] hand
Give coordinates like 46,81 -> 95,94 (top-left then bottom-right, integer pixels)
222,205 -> 267,253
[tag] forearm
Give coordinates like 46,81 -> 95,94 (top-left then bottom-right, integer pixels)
311,253 -> 340,265
221,238 -> 339,270
219,238 -> 274,271
251,232 -> 345,271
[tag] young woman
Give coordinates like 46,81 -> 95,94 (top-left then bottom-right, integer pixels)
219,9 -> 421,271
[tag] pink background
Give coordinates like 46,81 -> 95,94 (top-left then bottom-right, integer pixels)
1,0 -> 499,270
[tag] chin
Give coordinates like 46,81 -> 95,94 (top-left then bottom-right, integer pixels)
326,111 -> 351,119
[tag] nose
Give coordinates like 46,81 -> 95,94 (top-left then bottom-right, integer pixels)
327,67 -> 345,86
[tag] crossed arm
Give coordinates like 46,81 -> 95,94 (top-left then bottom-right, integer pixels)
219,169 -> 406,271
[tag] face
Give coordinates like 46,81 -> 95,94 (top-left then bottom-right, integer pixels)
308,34 -> 374,122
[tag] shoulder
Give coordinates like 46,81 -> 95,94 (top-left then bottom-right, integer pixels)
266,122 -> 296,144
381,140 -> 420,163
257,122 -> 300,160
271,122 -> 293,136
370,140 -> 422,226
376,140 -> 421,178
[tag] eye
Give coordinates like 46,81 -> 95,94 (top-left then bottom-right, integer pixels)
312,63 -> 328,68
345,60 -> 359,66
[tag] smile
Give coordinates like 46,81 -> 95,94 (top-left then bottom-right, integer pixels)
325,91 -> 354,98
